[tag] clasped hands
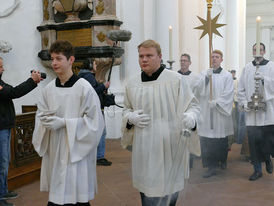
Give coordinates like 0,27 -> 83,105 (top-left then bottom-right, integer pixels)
38,110 -> 65,131
128,110 -> 150,128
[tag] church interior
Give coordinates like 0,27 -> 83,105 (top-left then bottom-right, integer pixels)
1,0 -> 274,205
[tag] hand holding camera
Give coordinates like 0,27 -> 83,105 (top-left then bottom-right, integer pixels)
30,70 -> 46,83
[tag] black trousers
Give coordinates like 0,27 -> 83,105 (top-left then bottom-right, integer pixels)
47,202 -> 90,206
140,192 -> 179,206
246,125 -> 274,164
200,136 -> 228,168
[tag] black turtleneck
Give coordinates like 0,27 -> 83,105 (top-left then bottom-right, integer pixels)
252,58 -> 269,66
141,64 -> 165,82
213,67 -> 222,74
56,74 -> 79,87
178,70 -> 192,75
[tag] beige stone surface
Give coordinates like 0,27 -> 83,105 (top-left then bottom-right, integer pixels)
9,140 -> 274,206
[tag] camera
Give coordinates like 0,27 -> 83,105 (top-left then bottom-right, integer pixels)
30,70 -> 47,79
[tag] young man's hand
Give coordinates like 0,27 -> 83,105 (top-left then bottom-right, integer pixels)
40,116 -> 65,130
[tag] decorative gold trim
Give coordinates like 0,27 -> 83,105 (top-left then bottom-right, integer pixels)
43,37 -> 49,47
97,32 -> 106,42
96,0 -> 105,15
43,0 -> 49,20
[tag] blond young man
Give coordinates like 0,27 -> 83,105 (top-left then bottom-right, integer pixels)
121,40 -> 200,206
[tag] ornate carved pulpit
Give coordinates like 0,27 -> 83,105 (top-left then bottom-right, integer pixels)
38,0 -> 125,82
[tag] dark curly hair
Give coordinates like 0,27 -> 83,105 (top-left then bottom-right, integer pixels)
49,40 -> 74,59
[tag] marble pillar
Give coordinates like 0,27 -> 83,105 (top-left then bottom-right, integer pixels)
238,0 -> 246,74
155,0 -> 179,69
225,0 -> 239,72
179,0 -> 204,73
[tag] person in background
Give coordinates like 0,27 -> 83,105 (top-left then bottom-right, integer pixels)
78,59 -> 112,166
195,50 -> 234,178
178,53 -> 201,169
238,42 -> 274,181
0,57 -> 43,206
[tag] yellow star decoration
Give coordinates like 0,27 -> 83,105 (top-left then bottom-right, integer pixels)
194,13 -> 226,40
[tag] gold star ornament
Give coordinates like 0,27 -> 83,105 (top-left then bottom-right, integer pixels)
194,13 -> 226,39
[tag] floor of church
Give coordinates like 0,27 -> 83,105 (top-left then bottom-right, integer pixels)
9,139 -> 274,206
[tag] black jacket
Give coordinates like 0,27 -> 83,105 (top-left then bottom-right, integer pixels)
78,70 -> 106,94
0,75 -> 37,130
78,70 -> 106,108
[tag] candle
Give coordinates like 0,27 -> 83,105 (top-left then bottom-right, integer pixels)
169,26 -> 173,61
256,16 -> 261,56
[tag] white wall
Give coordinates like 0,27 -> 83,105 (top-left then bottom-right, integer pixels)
0,0 -> 55,114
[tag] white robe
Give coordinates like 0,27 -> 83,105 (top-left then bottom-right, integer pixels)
237,61 -> 274,126
181,72 -> 200,93
196,69 -> 234,138
181,72 -> 201,157
32,78 -> 104,204
121,69 -> 200,197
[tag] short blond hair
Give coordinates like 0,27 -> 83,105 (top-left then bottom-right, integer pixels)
138,40 -> 162,55
212,49 -> 223,58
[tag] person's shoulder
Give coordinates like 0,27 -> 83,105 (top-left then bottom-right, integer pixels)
125,72 -> 142,86
267,60 -> 274,67
44,79 -> 56,89
221,69 -> 231,75
163,69 -> 182,79
76,78 -> 93,88
244,62 -> 254,68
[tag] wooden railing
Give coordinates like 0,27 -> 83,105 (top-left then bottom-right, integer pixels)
8,111 -> 41,190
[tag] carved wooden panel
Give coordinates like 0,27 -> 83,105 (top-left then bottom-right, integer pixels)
11,112 -> 40,167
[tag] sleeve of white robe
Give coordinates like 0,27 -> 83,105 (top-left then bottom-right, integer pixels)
32,90 -> 51,157
121,85 -> 134,149
215,74 -> 234,116
237,67 -> 248,107
179,77 -> 200,120
66,88 -> 104,163
263,64 -> 274,101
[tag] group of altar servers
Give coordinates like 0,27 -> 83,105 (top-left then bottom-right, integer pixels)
28,39 -> 274,206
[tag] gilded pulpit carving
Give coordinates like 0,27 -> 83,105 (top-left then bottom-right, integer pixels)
38,0 -> 129,82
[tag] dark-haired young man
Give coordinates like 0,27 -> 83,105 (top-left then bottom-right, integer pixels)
238,43 -> 274,181
32,40 -> 104,205
0,57 -> 42,206
78,59 -> 112,166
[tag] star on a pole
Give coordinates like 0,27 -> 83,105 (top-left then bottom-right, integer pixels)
194,13 -> 226,40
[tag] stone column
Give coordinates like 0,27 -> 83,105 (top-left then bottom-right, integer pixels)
238,0 -> 246,73
179,0 -> 203,73
212,0 -> 226,67
225,0 -> 239,71
270,27 -> 274,61
155,0 -> 179,69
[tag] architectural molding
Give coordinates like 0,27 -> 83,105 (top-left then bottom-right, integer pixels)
0,0 -> 20,18
0,40 -> 12,53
